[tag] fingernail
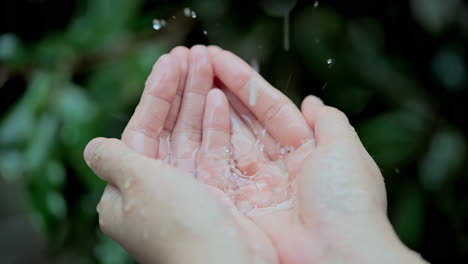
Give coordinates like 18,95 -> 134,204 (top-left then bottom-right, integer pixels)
306,95 -> 324,105
84,138 -> 105,165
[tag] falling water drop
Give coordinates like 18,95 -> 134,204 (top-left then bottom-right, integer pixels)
283,12 -> 290,51
327,58 -> 335,68
191,10 -> 197,18
203,30 -> 208,35
314,1 -> 319,8
251,58 -> 260,73
152,19 -> 164,30
184,7 -> 191,17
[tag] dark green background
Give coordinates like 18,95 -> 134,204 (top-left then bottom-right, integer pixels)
0,0 -> 467,263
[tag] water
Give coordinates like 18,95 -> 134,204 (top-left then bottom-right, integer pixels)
203,30 -> 208,35
183,8 -> 191,17
314,1 -> 319,8
152,19 -> 167,30
157,127 -> 311,216
123,178 -> 132,189
283,13 -> 290,51
249,60 -> 259,106
327,58 -> 335,68
183,7 -> 197,18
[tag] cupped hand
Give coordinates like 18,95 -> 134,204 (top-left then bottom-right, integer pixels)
203,47 -> 427,263
84,45 -> 428,264
85,46 -> 276,264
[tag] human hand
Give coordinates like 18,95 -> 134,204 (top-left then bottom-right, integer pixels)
203,46 -> 429,263
84,44 -> 428,264
84,46 -> 275,264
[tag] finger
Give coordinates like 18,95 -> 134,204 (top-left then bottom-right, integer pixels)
224,88 -> 282,160
197,89 -> 231,188
301,96 -> 360,147
159,47 -> 190,162
211,49 -> 313,147
229,108 -> 263,176
96,184 -> 123,239
199,89 -> 231,156
299,97 -> 387,218
84,137 -> 143,188
164,46 -> 190,131
207,45 -> 223,58
122,54 -> 180,158
171,45 -> 213,173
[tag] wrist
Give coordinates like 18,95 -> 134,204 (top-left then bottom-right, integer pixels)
320,216 -> 429,264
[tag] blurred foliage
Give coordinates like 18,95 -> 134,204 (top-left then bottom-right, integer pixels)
0,0 -> 467,263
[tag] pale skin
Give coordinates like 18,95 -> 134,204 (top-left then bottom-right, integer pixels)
83,45 -> 429,264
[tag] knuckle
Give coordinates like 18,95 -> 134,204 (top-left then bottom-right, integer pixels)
264,100 -> 288,124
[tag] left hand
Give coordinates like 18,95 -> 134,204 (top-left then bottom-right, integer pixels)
85,46 -> 276,264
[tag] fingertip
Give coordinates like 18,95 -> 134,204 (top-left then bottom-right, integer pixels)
207,45 -> 223,58
301,96 -> 324,123
207,88 -> 227,106
304,95 -> 324,106
170,46 -> 190,72
84,137 -> 107,165
205,89 -> 229,125
153,53 -> 174,69
170,46 -> 190,55
190,44 -> 208,56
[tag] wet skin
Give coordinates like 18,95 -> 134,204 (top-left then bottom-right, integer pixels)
84,46 -> 429,264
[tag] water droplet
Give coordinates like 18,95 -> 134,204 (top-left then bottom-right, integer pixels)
249,77 -> 258,106
250,58 -> 260,73
191,11 -> 197,18
395,168 -> 400,174
172,15 -> 176,19
283,13 -> 290,51
183,7 -> 191,17
124,202 -> 133,213
96,203 -> 102,213
152,19 -> 166,30
321,81 -> 329,90
203,30 -> 208,35
314,1 -> 319,8
123,179 -> 132,189
327,58 -> 335,68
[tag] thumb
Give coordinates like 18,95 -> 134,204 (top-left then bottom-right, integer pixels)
298,96 -> 387,218
84,137 -> 138,189
83,137 -> 245,263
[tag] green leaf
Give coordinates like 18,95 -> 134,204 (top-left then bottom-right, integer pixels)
419,129 -> 466,191
393,187 -> 425,249
0,71 -> 52,146
0,150 -> 24,181
358,108 -> 428,169
46,160 -> 66,188
25,113 -> 59,172
46,191 -> 67,219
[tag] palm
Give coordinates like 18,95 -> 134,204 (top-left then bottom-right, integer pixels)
195,86 -> 319,263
